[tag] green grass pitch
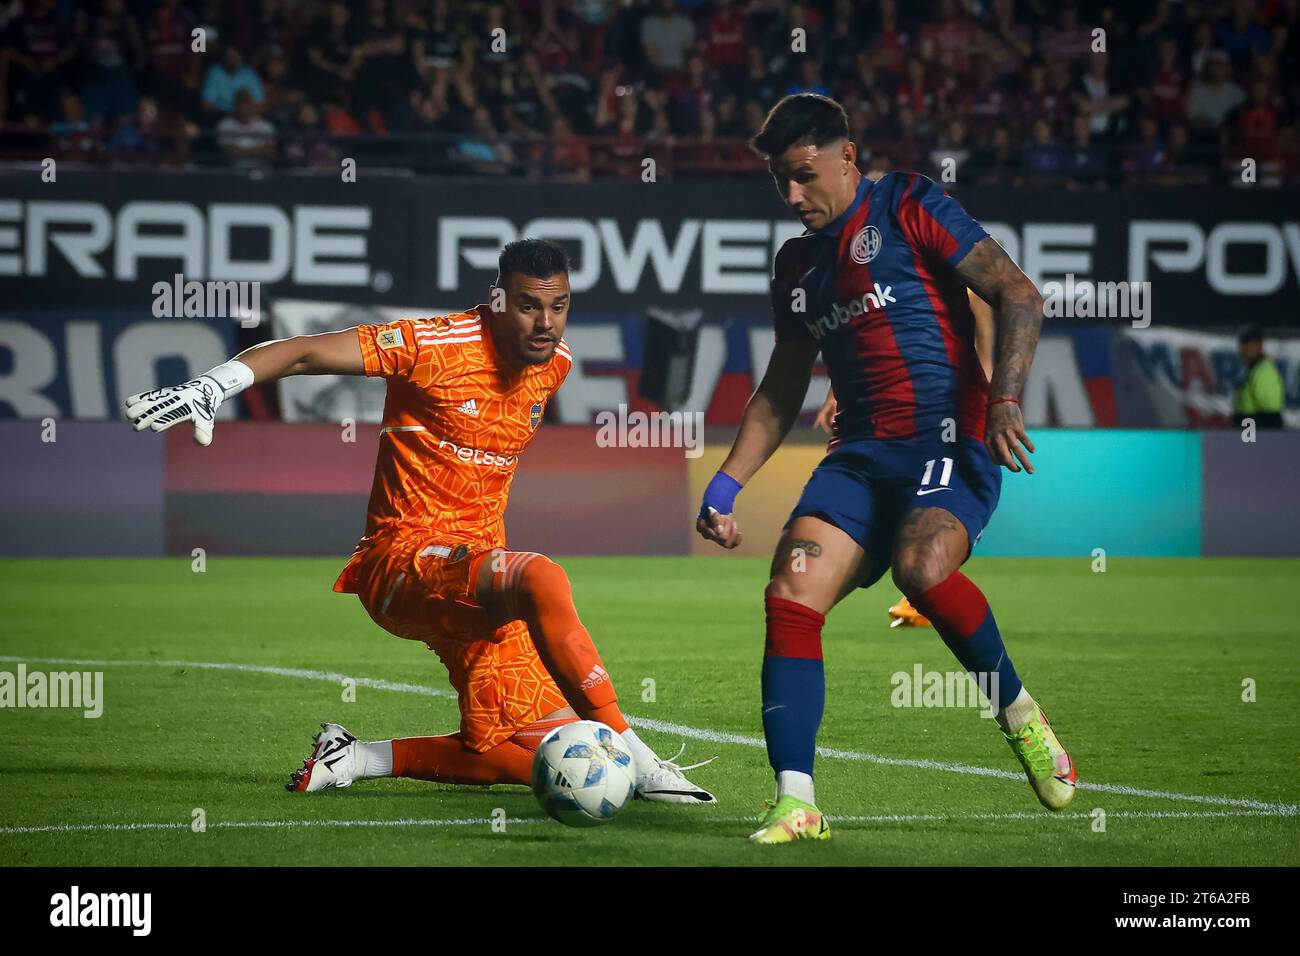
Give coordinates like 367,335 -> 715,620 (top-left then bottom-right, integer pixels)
1,556 -> 1296,866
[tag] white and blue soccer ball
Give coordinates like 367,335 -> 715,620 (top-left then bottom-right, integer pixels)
531,720 -> 637,827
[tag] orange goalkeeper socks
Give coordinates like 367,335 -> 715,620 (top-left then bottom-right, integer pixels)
503,554 -> 630,735
391,735 -> 533,785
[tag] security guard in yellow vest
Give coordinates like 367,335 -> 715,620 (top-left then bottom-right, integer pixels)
1234,326 -> 1285,429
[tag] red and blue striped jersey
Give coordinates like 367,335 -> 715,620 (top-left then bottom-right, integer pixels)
772,171 -> 991,443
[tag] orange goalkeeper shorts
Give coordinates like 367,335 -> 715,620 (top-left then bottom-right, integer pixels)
334,531 -> 568,752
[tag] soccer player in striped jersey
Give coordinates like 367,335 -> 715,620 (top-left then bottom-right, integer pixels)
125,239 -> 713,804
696,94 -> 1075,843
815,289 -> 996,629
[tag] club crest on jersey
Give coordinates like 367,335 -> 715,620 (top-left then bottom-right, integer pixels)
376,327 -> 404,350
529,403 -> 543,430
449,544 -> 469,563
850,225 -> 882,264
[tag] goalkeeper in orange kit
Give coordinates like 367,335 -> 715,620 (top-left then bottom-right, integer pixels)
124,239 -> 713,803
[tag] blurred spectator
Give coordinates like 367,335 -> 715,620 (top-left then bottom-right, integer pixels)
1188,20 -> 1218,78
1187,51 -> 1245,134
79,0 -> 143,125
1233,326 -> 1285,429
928,117 -> 971,182
455,103 -> 514,175
740,46 -> 783,111
50,90 -> 95,152
2,0 -> 1293,185
895,57 -> 934,119
201,45 -> 264,117
143,0 -> 199,116
641,0 -> 695,75
1075,52 -> 1130,140
822,0 -> 861,86
216,88 -> 274,165
869,0 -> 914,77
1231,78 -> 1283,162
982,0 -> 1032,77
1062,113 -> 1107,187
1122,113 -> 1168,178
107,95 -> 193,159
967,59 -> 1009,137
674,52 -> 720,134
1019,58 -> 1067,131
1024,116 -> 1064,181
501,50 -> 558,137
533,0 -> 580,74
1038,2 -> 1093,66
300,0 -> 356,105
967,125 -> 1019,185
1217,0 -> 1271,72
714,90 -> 747,139
704,0 -> 749,85
787,57 -> 831,98
1157,122 -> 1210,185
351,0 -> 411,127
1141,35 -> 1188,127
412,0 -> 467,80
544,113 -> 591,181
3,0 -> 76,124
281,101 -> 328,170
920,0 -> 979,74
260,50 -> 300,128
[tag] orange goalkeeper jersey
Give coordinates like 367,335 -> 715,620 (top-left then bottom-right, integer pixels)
336,304 -> 572,568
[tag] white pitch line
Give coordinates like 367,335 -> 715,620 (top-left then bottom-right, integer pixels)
3,655 -> 1297,816
0,817 -> 544,835
0,655 -> 456,700
1,808 -> 1292,837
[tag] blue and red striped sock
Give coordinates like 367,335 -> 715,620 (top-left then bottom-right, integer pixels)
761,596 -> 826,778
911,571 -> 1023,711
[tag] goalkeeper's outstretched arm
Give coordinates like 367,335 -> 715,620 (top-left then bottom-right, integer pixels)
123,328 -> 365,446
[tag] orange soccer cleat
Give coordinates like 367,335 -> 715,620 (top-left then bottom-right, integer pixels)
888,596 -> 932,629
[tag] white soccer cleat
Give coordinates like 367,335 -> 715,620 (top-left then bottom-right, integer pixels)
288,722 -> 358,793
634,744 -> 717,804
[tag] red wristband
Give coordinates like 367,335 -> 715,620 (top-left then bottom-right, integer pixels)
988,396 -> 1020,407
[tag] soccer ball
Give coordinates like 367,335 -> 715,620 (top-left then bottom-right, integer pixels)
531,720 -> 637,827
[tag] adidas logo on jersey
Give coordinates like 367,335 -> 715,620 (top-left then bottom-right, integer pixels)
457,398 -> 479,417
804,283 -> 897,340
579,665 -> 609,691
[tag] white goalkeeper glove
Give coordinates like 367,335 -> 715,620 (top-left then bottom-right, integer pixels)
123,360 -> 255,446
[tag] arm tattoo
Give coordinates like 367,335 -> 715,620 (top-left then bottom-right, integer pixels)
789,539 -> 822,558
954,237 -> 1044,399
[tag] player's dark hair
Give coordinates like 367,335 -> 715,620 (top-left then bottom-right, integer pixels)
496,238 -> 570,286
1238,325 -> 1263,345
749,94 -> 850,159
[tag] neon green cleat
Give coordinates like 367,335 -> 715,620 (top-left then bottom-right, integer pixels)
1004,704 -> 1077,811
748,795 -> 831,844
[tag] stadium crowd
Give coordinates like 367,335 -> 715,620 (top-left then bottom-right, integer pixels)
1,0 -> 1297,185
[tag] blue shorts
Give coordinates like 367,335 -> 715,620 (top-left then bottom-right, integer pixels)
786,436 -> 1002,589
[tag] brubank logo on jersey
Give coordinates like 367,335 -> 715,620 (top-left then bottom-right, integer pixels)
804,283 -> 897,340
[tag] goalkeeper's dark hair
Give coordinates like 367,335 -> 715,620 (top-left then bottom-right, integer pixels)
749,94 -> 851,159
495,238 -> 571,286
